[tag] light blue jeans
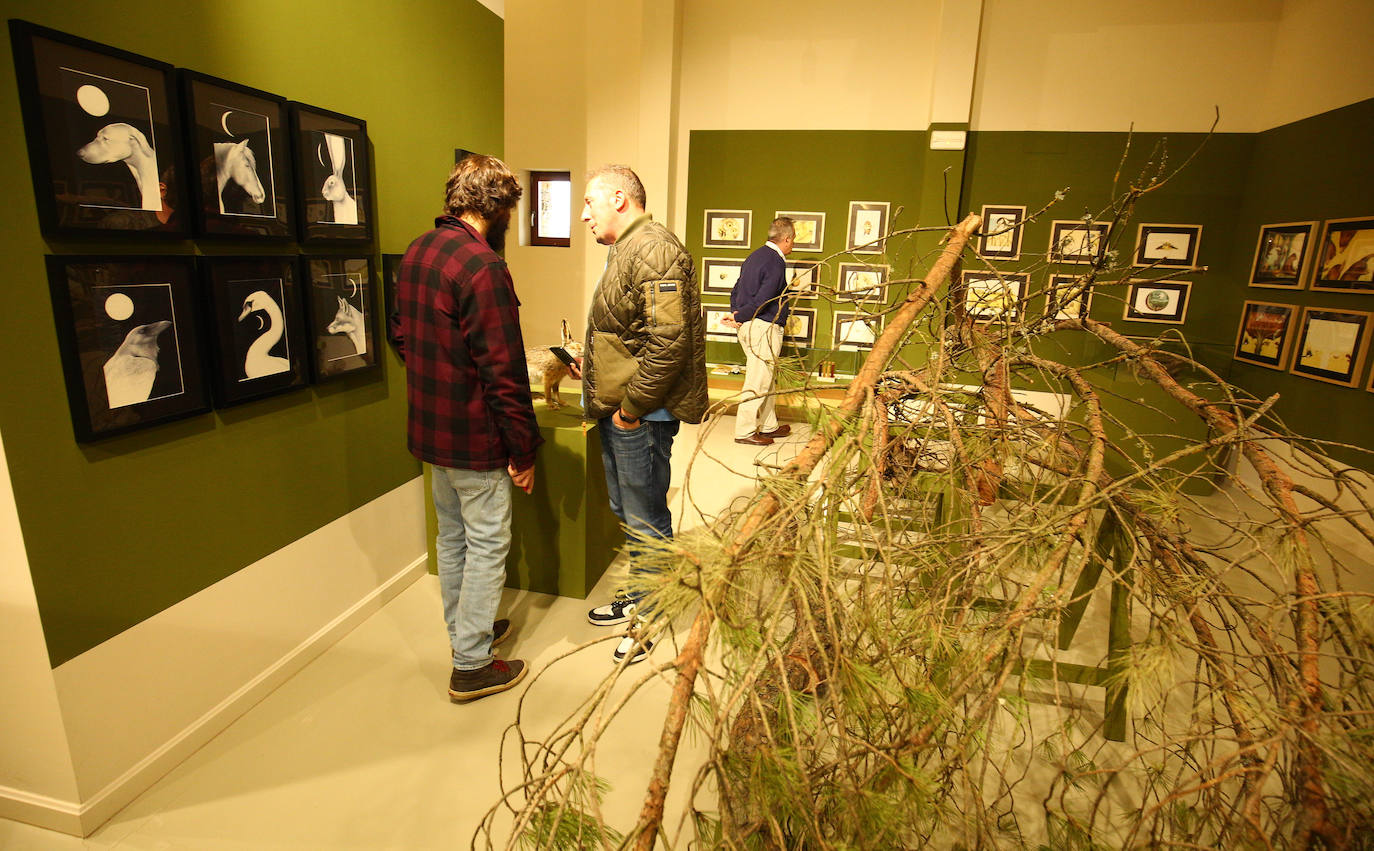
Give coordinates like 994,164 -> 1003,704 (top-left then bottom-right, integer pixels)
431,465 -> 512,671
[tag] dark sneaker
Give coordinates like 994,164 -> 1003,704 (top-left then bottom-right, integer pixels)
612,633 -> 652,664
492,618 -> 512,648
449,659 -> 526,702
588,597 -> 636,626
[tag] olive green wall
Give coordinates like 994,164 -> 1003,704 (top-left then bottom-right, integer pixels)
1221,99 -> 1374,469
2,1 -> 504,666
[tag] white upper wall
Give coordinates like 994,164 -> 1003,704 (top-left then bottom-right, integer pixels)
1261,0 -> 1374,129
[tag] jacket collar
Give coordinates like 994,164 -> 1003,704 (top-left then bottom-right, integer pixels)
615,213 -> 653,244
435,214 -> 482,241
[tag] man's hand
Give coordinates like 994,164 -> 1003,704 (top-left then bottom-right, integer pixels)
721,313 -> 741,329
567,356 -> 583,380
612,409 -> 643,430
508,462 -> 535,494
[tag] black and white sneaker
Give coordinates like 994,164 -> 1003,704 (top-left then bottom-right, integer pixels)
587,597 -> 636,626
612,633 -> 652,664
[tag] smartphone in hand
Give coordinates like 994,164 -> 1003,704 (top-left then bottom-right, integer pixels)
549,346 -> 577,366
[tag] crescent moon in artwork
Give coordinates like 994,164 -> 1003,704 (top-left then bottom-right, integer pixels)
220,110 -> 235,137
347,278 -> 359,299
256,313 -> 265,331
317,142 -> 328,168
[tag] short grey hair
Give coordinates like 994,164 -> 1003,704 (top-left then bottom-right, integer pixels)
768,216 -> 795,243
586,164 -> 646,209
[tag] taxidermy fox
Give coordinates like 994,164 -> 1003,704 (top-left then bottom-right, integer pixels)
525,319 -> 583,409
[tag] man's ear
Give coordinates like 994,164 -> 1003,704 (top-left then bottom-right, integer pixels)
613,189 -> 629,212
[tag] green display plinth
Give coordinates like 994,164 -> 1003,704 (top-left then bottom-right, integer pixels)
423,394 -> 624,598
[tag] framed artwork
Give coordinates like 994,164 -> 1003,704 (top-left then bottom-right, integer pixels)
832,311 -> 882,351
46,256 -> 209,442
529,170 -> 572,247
776,210 -> 825,252
301,256 -> 378,381
290,102 -> 372,243
1046,273 -> 1092,321
1134,223 -> 1202,269
1290,307 -> 1373,387
837,262 -> 889,301
180,71 -> 293,239
1249,221 -> 1317,289
702,257 -> 744,295
782,309 -> 816,346
703,209 -> 751,249
785,260 -> 821,298
704,307 -> 738,341
977,204 -> 1026,261
1232,300 -> 1298,372
1049,220 -> 1109,265
1311,217 -> 1374,293
202,256 -> 310,406
847,201 -> 890,254
1123,279 -> 1191,324
9,20 -> 189,237
961,271 -> 1027,323
382,253 -> 404,345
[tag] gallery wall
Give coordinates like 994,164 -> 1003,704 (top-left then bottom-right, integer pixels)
0,0 -> 503,832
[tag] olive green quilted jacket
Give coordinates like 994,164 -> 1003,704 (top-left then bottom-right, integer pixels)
582,214 -> 708,423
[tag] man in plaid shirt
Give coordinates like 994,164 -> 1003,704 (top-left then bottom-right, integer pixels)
395,155 -> 542,702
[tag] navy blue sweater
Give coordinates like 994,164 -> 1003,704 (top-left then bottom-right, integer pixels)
730,243 -> 790,325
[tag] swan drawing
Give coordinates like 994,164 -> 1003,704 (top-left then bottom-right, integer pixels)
237,291 -> 290,379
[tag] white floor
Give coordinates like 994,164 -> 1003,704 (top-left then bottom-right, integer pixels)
0,414 -> 811,850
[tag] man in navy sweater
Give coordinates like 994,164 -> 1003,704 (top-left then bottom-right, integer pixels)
726,217 -> 795,445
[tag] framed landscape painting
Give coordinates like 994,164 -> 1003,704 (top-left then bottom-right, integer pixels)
180,71 -> 293,238
10,20 -> 189,237
1232,300 -> 1297,371
1249,221 -> 1316,289
1310,217 -> 1374,293
301,255 -> 378,381
46,255 -> 209,441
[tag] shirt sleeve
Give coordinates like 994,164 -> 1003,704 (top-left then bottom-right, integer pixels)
456,261 -> 542,470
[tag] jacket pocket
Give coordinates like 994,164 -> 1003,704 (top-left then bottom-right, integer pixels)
644,281 -> 683,328
593,331 -> 638,406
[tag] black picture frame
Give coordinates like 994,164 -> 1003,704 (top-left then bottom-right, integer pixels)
782,308 -> 816,346
382,253 -> 404,346
301,255 -> 378,381
1133,223 -> 1202,269
961,271 -> 1027,323
701,256 -> 744,295
201,256 -> 310,406
46,255 -> 210,441
837,262 -> 889,302
785,260 -> 822,298
9,20 -> 190,237
703,209 -> 751,249
290,102 -> 373,243
977,204 -> 1026,261
1290,307 -> 1373,387
1049,220 -> 1109,265
832,311 -> 882,351
179,71 -> 294,239
1233,300 -> 1298,372
846,201 -> 890,255
1249,221 -> 1316,289
1311,216 -> 1374,293
1123,279 -> 1192,324
1046,273 -> 1092,321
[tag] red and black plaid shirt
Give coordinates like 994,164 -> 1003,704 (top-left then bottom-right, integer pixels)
395,216 -> 542,471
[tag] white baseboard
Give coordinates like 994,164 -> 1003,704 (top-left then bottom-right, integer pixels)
0,555 -> 425,837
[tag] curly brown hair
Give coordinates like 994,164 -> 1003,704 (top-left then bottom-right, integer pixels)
443,155 -> 522,220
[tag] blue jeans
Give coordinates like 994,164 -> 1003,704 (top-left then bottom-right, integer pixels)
431,465 -> 512,671
599,417 -> 678,599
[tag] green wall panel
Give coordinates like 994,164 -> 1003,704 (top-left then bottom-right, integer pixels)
2,0 -> 504,665
1219,99 -> 1374,470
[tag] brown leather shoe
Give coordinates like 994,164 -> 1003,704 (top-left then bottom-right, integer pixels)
735,433 -> 773,445
449,658 -> 527,702
491,618 -> 512,648
758,424 -> 792,438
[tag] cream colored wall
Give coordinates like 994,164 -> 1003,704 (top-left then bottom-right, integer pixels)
1261,0 -> 1374,130
0,435 -> 81,832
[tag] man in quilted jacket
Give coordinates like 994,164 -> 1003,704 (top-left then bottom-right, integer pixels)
570,164 -> 708,663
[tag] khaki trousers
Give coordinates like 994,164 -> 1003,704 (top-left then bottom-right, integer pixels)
735,318 -> 783,437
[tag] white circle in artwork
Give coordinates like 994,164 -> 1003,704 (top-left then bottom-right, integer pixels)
76,84 -> 110,116
220,110 -> 235,137
105,293 -> 134,320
